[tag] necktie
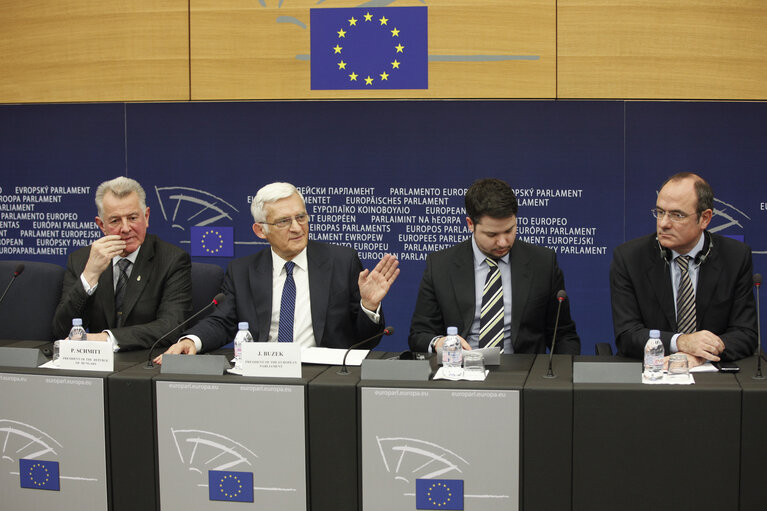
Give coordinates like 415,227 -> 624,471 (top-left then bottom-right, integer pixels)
278,261 -> 296,343
479,258 -> 504,348
114,258 -> 131,325
676,255 -> 697,334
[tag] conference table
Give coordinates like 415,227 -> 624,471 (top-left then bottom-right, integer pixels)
1,342 -> 766,511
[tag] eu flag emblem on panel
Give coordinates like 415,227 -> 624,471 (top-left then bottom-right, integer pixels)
19,459 -> 60,491
416,478 -> 464,510
310,7 -> 428,90
191,226 -> 234,257
208,470 -> 254,502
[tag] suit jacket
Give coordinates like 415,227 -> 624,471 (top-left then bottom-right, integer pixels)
610,232 -> 757,360
408,238 -> 580,354
185,241 -> 383,352
52,234 -> 192,350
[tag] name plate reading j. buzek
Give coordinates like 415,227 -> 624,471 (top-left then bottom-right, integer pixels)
241,343 -> 301,378
57,341 -> 114,371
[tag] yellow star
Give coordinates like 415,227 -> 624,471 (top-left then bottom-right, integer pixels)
364,12 -> 373,22
338,60 -> 347,70
333,44 -> 342,54
395,43 -> 405,53
349,72 -> 358,81
337,28 -> 346,38
348,17 -> 357,26
391,27 -> 400,37
379,16 -> 388,25
391,59 -> 400,69
364,75 -> 374,85
380,71 -> 389,81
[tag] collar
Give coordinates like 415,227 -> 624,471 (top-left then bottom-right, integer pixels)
271,246 -> 308,274
112,245 -> 141,267
671,232 -> 705,262
471,235 -> 510,268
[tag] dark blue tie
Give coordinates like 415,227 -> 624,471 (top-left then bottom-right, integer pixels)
278,261 -> 296,342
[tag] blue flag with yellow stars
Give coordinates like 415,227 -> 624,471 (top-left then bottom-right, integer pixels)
19,459 -> 60,491
310,7 -> 428,90
191,226 -> 234,257
416,478 -> 464,510
208,470 -> 254,502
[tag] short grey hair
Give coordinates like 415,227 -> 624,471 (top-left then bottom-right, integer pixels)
95,176 -> 147,218
250,182 -> 305,223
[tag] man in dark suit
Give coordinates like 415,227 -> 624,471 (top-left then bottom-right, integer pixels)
53,176 -> 192,350
610,172 -> 757,365
160,182 -> 399,356
409,178 -> 580,354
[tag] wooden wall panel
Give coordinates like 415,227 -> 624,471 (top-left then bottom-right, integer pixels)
190,0 -> 555,100
558,0 -> 767,99
0,1 -> 189,103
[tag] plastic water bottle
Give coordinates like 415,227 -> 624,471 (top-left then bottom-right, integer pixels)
643,329 -> 664,380
68,318 -> 87,340
233,322 -> 254,370
442,326 -> 463,378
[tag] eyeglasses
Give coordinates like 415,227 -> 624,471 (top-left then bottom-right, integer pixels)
262,213 -> 310,229
651,208 -> 694,223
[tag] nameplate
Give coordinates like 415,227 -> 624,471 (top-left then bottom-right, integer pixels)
241,343 -> 301,378
57,341 -> 114,372
361,359 -> 432,381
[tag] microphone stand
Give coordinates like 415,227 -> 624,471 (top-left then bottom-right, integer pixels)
338,326 -> 394,375
544,290 -> 567,379
753,274 -> 764,380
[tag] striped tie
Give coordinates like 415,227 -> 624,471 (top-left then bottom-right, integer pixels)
675,255 -> 696,334
479,258 -> 504,348
114,258 -> 131,325
278,261 -> 296,343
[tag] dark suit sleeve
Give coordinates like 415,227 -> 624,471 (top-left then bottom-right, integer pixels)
717,247 -> 757,361
110,249 -> 192,350
610,244 -> 658,358
184,262 -> 241,352
546,255 -> 580,355
408,255 -> 444,352
348,252 -> 385,346
52,250 -> 92,339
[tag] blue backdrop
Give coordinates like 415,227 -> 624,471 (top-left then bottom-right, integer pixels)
1,101 -> 765,354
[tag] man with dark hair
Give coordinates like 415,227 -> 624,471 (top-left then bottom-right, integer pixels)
408,178 -> 580,354
610,172 -> 757,365
53,176 -> 192,350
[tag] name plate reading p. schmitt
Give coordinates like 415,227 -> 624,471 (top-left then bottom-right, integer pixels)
241,343 -> 301,378
57,341 -> 114,371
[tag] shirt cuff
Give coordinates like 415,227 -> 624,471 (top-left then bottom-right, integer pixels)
670,333 -> 680,353
80,273 -> 97,295
178,335 -> 203,353
360,301 -> 381,324
103,330 -> 119,352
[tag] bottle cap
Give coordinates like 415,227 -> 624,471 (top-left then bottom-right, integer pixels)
238,322 -> 249,330
447,326 -> 458,335
72,318 -> 83,326
649,329 -> 660,338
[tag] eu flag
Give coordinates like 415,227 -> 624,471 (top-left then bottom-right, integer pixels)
19,459 -> 60,491
191,226 -> 234,257
208,470 -> 254,502
311,7 -> 428,90
416,478 -> 464,510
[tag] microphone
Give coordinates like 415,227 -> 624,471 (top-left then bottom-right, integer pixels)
337,325 -> 395,375
145,292 -> 226,368
544,290 -> 567,379
0,263 -> 25,306
753,274 -> 764,380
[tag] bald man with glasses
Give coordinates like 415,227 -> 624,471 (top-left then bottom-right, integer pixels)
609,172 -> 757,367
160,182 -> 399,358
